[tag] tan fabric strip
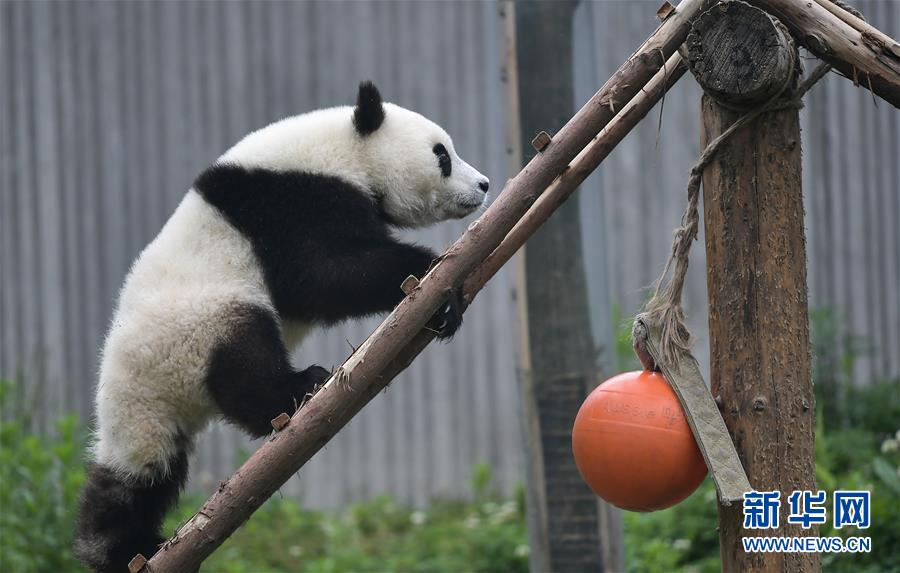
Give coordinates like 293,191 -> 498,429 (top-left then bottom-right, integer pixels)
633,317 -> 751,504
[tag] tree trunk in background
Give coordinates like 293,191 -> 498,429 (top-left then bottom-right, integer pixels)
514,2 -> 615,571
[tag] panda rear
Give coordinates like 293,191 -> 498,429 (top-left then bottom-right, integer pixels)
74,82 -> 489,572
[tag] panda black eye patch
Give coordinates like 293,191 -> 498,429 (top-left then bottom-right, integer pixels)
433,144 -> 451,177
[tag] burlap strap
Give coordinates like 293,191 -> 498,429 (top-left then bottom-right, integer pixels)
628,45 -> 836,505
632,317 -> 751,504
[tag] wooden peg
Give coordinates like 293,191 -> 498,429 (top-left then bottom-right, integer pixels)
271,412 -> 291,431
531,131 -> 551,152
400,275 -> 420,294
657,1 -> 675,21
128,554 -> 148,573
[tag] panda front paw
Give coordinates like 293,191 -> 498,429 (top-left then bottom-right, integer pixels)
427,287 -> 464,340
297,365 -> 331,399
301,365 -> 331,387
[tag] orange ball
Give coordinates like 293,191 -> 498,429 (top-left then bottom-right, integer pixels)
572,370 -> 708,511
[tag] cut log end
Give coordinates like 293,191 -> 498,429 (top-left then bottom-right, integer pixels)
686,0 -> 797,106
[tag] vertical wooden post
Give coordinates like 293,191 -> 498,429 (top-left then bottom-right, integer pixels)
689,2 -> 819,572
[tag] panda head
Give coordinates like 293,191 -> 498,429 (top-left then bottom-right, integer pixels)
217,81 -> 490,228
351,81 -> 490,227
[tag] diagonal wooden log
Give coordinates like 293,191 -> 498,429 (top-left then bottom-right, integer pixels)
466,54 -> 687,299
142,3 -> 706,571
368,55 -> 688,445
748,0 -> 900,108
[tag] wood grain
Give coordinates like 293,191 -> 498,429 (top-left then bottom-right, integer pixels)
701,94 -> 818,572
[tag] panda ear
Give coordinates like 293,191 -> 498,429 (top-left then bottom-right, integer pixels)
353,81 -> 385,136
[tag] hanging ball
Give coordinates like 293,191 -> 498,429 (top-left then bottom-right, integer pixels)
572,370 -> 708,511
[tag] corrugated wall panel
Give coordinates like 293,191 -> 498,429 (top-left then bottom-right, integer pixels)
580,0 -> 710,374
580,0 -> 899,386
2,0 -> 897,508
801,0 -> 900,382
1,0 -> 521,507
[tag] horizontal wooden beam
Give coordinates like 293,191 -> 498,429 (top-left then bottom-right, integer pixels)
749,0 -> 900,107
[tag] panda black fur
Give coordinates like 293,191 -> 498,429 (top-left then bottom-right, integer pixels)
73,82 -> 489,573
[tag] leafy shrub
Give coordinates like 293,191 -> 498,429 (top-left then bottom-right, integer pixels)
817,426 -> 900,573
623,479 -> 720,573
621,307 -> 900,573
0,379 -> 88,572
163,464 -> 529,573
0,307 -> 897,572
623,409 -> 899,573
0,402 -> 527,573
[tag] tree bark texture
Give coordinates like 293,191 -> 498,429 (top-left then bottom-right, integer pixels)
700,78 -> 819,573
687,1 -> 797,106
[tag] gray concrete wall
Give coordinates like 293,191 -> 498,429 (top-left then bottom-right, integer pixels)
2,0 -> 897,508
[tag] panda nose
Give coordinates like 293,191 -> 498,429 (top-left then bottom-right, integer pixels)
478,179 -> 490,193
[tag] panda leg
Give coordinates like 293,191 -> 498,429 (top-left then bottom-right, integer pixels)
205,305 -> 330,437
74,447 -> 190,573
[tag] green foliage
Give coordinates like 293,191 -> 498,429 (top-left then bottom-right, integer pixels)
623,480 -> 721,573
612,303 -> 641,373
0,379 -> 88,572
832,379 -> 900,437
816,426 -> 900,573
1,307 -> 897,572
622,309 -> 900,573
623,404 -> 900,573
164,465 -> 529,573
0,405 -> 527,573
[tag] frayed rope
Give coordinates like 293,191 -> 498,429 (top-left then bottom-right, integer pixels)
636,45 -> 832,369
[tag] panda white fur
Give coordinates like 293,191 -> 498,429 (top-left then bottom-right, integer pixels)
73,82 -> 489,573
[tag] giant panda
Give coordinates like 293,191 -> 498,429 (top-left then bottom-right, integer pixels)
73,81 -> 489,573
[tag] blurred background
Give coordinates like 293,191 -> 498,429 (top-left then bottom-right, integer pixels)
1,1 -> 898,572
